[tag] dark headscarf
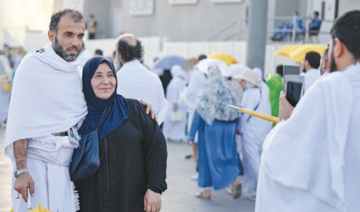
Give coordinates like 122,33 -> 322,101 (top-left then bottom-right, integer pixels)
80,56 -> 129,140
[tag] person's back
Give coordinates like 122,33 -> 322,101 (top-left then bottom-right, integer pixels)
302,51 -> 321,92
117,60 -> 167,121
241,88 -> 271,143
115,34 -> 168,124
163,65 -> 187,141
342,70 -> 360,211
304,68 -> 320,92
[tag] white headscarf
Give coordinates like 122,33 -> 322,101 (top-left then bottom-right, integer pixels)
253,67 -> 264,82
196,68 -> 241,125
230,64 -> 249,77
5,44 -> 87,159
170,65 -> 185,79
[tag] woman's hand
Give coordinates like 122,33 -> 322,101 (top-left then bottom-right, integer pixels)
139,99 -> 158,122
279,91 -> 294,121
144,189 -> 161,212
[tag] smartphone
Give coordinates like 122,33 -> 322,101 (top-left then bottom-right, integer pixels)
283,65 -> 301,93
284,75 -> 304,107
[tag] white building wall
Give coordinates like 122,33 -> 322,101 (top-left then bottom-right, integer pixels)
338,0 -> 360,15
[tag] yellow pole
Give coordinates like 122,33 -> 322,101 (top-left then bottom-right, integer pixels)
228,105 -> 279,123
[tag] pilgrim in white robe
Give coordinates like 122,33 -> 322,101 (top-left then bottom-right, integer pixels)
0,55 -> 13,123
240,86 -> 271,193
77,49 -> 92,70
256,64 -> 360,212
253,68 -> 270,103
5,44 -> 87,212
116,59 -> 168,124
183,70 -> 207,143
304,68 -> 321,92
163,65 -> 187,141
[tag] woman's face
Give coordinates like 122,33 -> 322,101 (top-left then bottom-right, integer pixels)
91,63 -> 116,99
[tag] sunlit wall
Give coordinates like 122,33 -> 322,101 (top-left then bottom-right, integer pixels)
0,0 -> 54,32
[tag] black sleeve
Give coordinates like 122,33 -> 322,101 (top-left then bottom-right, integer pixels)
136,101 -> 168,194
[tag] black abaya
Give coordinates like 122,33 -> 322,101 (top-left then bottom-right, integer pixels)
76,99 -> 167,212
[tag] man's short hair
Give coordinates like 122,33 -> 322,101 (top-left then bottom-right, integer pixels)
95,49 -> 103,56
116,39 -> 144,63
198,54 -> 207,61
49,9 -> 84,34
314,11 -> 319,16
305,51 -> 321,69
331,10 -> 360,60
276,65 -> 283,77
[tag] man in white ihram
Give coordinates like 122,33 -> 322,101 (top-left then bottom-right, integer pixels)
301,51 -> 321,92
256,10 -> 360,212
4,9 -> 87,211
116,34 -> 168,124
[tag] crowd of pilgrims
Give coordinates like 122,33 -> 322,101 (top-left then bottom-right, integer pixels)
0,45 -> 281,201
151,54 -> 279,200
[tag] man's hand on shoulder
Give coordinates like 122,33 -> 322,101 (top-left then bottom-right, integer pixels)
139,99 -> 158,122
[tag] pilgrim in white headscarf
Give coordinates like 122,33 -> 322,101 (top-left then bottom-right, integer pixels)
233,69 -> 271,196
5,43 -> 87,212
188,68 -> 242,199
255,11 -> 360,212
163,65 -> 187,141
253,67 -> 270,103
0,55 -> 13,125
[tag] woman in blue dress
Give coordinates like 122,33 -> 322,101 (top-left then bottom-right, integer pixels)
188,67 -> 242,199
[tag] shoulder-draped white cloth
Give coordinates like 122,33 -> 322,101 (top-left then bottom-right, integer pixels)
304,68 -> 321,92
116,59 -> 168,124
256,64 -> 360,212
4,44 -> 87,159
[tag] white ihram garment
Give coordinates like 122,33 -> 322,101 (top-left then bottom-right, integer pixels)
12,136 -> 78,212
256,64 -> 360,212
163,66 -> 187,141
116,60 -> 168,124
240,87 -> 271,193
4,44 -> 87,211
304,68 -> 321,92
183,70 -> 207,143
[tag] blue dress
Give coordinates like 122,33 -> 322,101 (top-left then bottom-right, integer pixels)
188,111 -> 240,190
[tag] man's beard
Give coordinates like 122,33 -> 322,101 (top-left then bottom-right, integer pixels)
53,36 -> 79,62
329,50 -> 337,73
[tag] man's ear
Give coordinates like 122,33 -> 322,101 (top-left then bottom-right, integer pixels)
118,54 -> 124,65
334,38 -> 345,59
305,60 -> 310,69
48,30 -> 56,45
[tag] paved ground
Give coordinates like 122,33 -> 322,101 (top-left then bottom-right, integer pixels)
0,127 -> 255,212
